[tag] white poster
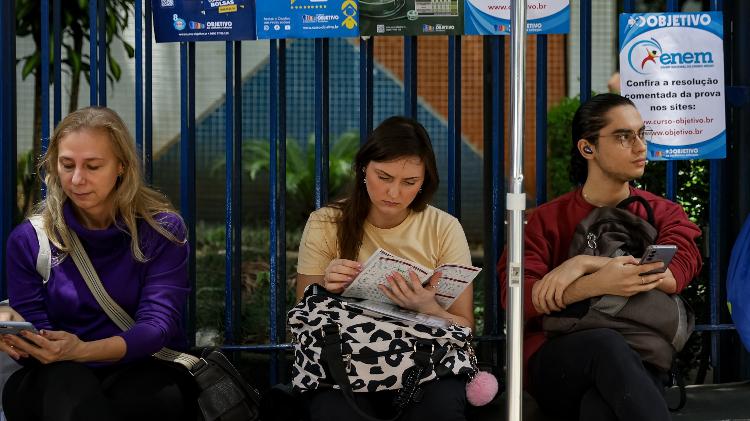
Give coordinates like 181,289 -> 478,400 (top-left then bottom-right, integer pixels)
465,0 -> 569,35
619,12 -> 726,160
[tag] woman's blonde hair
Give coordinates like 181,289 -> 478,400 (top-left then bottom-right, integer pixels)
35,106 -> 183,261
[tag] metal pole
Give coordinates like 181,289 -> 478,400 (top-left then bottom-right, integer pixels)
506,0 -> 528,420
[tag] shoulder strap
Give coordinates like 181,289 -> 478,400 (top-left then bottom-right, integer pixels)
60,226 -> 199,370
28,216 -> 51,284
616,195 -> 655,226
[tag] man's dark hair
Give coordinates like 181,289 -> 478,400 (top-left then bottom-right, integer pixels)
569,93 -> 636,185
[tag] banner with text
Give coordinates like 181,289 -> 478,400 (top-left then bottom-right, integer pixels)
151,0 -> 254,42
256,0 -> 359,39
619,12 -> 726,160
360,0 -> 463,36
465,0 -> 569,35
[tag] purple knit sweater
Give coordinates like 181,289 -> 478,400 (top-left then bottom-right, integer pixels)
5,202 -> 190,364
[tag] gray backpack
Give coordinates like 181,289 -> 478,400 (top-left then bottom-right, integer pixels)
542,196 -> 694,373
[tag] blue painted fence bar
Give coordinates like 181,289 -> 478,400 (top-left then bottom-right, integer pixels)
89,0 -> 98,106
579,0 -> 591,103
180,42 -> 198,346
536,34 -> 548,206
232,40 -> 243,344
0,0 -> 16,300
315,39 -> 330,209
360,37 -> 374,145
145,0 -> 154,183
404,36 -> 418,118
224,41 -> 238,344
135,0 -> 143,164
484,35 -> 505,365
268,39 -> 289,384
708,0 -> 725,385
41,0 -> 50,155
53,0 -> 61,126
98,0 -> 107,106
447,36 -> 461,218
665,0 -> 678,201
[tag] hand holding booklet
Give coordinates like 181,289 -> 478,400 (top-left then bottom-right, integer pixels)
340,248 -> 481,327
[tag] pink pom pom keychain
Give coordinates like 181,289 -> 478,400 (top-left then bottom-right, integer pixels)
466,370 -> 499,406
465,340 -> 499,406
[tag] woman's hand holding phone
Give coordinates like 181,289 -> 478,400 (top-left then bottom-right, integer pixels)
0,308 -> 32,359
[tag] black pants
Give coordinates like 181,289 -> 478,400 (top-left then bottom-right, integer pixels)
306,377 -> 467,421
528,328 -> 670,421
2,359 -> 197,421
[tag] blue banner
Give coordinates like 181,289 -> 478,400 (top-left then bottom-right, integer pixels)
151,0 -> 255,42
256,0 -> 359,39
465,0 -> 569,35
619,12 -> 726,161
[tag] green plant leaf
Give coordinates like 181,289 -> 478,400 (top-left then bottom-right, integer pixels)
21,53 -> 39,80
108,55 -> 122,81
122,41 -> 135,58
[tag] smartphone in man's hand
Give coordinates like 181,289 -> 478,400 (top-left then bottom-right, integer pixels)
638,245 -> 678,275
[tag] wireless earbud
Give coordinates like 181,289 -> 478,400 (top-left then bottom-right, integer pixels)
583,145 -> 593,154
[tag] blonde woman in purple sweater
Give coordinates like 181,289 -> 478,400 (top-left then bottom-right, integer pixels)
1,107 -> 195,421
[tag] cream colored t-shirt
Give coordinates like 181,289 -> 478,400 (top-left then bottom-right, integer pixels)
297,205 -> 471,275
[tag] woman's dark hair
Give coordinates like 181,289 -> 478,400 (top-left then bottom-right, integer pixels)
332,116 -> 439,260
569,93 -> 636,185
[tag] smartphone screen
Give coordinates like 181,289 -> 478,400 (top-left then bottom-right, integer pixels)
638,245 -> 678,275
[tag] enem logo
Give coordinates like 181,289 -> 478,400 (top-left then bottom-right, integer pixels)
628,37 -> 714,75
627,38 -> 663,75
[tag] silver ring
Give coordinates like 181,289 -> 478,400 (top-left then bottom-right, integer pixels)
430,284 -> 438,290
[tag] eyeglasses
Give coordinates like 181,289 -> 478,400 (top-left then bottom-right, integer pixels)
597,128 -> 653,149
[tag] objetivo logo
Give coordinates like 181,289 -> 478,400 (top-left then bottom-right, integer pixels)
172,14 -> 186,31
627,38 -> 663,75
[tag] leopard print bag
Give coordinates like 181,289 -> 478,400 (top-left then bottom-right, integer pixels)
288,285 -> 475,394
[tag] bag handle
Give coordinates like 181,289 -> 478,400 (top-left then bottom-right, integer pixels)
60,226 -> 199,371
321,324 -> 434,421
617,195 -> 655,226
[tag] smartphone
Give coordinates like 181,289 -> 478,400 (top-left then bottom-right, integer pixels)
0,321 -> 38,336
638,245 -> 678,275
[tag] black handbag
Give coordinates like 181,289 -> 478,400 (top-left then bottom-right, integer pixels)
60,226 -> 261,421
191,348 -> 262,421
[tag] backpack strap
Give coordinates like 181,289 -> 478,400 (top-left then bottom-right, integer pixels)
28,215 -> 51,285
617,195 -> 655,226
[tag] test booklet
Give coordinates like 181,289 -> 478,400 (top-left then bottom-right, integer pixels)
341,248 -> 481,310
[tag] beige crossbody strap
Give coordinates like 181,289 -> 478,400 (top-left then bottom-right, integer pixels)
61,227 -> 199,370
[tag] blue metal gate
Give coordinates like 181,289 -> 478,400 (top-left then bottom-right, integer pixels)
0,0 -> 747,392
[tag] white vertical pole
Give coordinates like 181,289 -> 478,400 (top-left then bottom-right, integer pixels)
507,0 -> 528,420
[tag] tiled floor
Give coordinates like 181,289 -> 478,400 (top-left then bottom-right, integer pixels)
671,381 -> 750,421
488,382 -> 750,421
